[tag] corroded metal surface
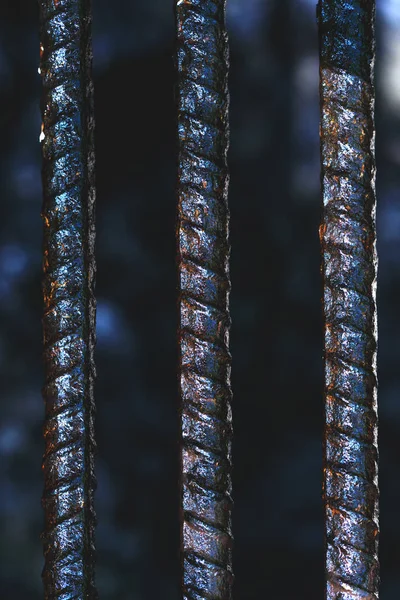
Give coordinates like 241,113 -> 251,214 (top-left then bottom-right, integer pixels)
175,1 -> 233,598
318,1 -> 379,598
39,0 -> 97,597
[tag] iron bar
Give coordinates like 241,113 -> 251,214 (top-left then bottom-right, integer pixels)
39,0 -> 97,597
318,1 -> 379,598
175,1 -> 233,598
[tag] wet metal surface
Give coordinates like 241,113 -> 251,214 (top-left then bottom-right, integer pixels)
176,1 -> 233,598
318,1 -> 379,598
39,0 -> 97,597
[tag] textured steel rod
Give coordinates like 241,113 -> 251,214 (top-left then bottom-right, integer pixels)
39,0 -> 97,597
175,1 -> 233,598
318,1 -> 379,598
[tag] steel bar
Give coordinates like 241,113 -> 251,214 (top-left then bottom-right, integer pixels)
175,1 -> 233,598
318,1 -> 379,598
39,0 -> 97,597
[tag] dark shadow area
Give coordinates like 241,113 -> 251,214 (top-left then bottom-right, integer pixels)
94,47 -> 180,598
0,0 -> 43,596
229,1 -> 324,598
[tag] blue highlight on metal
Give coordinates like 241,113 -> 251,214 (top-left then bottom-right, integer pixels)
176,1 -> 233,598
39,0 -> 97,597
318,1 -> 379,598
34,0 -> 381,596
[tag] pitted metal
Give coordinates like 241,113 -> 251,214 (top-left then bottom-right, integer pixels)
39,0 -> 97,597
176,1 -> 233,598
318,1 -> 379,598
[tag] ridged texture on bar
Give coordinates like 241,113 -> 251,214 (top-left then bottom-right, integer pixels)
318,1 -> 379,599
39,0 -> 97,597
176,1 -> 233,599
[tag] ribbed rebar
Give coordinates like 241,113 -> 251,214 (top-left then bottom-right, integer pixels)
318,1 -> 379,598
175,1 -> 233,598
39,0 -> 97,597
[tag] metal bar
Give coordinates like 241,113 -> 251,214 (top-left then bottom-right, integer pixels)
175,1 -> 233,598
318,1 -> 379,598
39,0 -> 97,597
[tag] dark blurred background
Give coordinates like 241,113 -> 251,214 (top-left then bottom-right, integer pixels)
0,0 -> 399,597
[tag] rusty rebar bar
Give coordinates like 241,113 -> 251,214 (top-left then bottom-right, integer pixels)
175,1 -> 233,598
318,1 -> 379,598
39,0 -> 97,597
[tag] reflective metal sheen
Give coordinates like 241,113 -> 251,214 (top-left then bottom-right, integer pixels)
318,1 -> 379,598
39,0 -> 97,597
176,1 -> 233,598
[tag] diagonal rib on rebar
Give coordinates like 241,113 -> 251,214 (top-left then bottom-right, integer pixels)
39,0 -> 97,597
176,1 -> 233,599
318,1 -> 379,598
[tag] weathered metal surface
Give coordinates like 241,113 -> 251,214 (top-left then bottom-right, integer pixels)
318,1 -> 379,598
39,0 -> 97,597
175,1 -> 233,598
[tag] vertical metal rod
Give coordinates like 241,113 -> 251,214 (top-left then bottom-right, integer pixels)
39,0 -> 97,597
175,1 -> 233,598
318,1 -> 379,598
